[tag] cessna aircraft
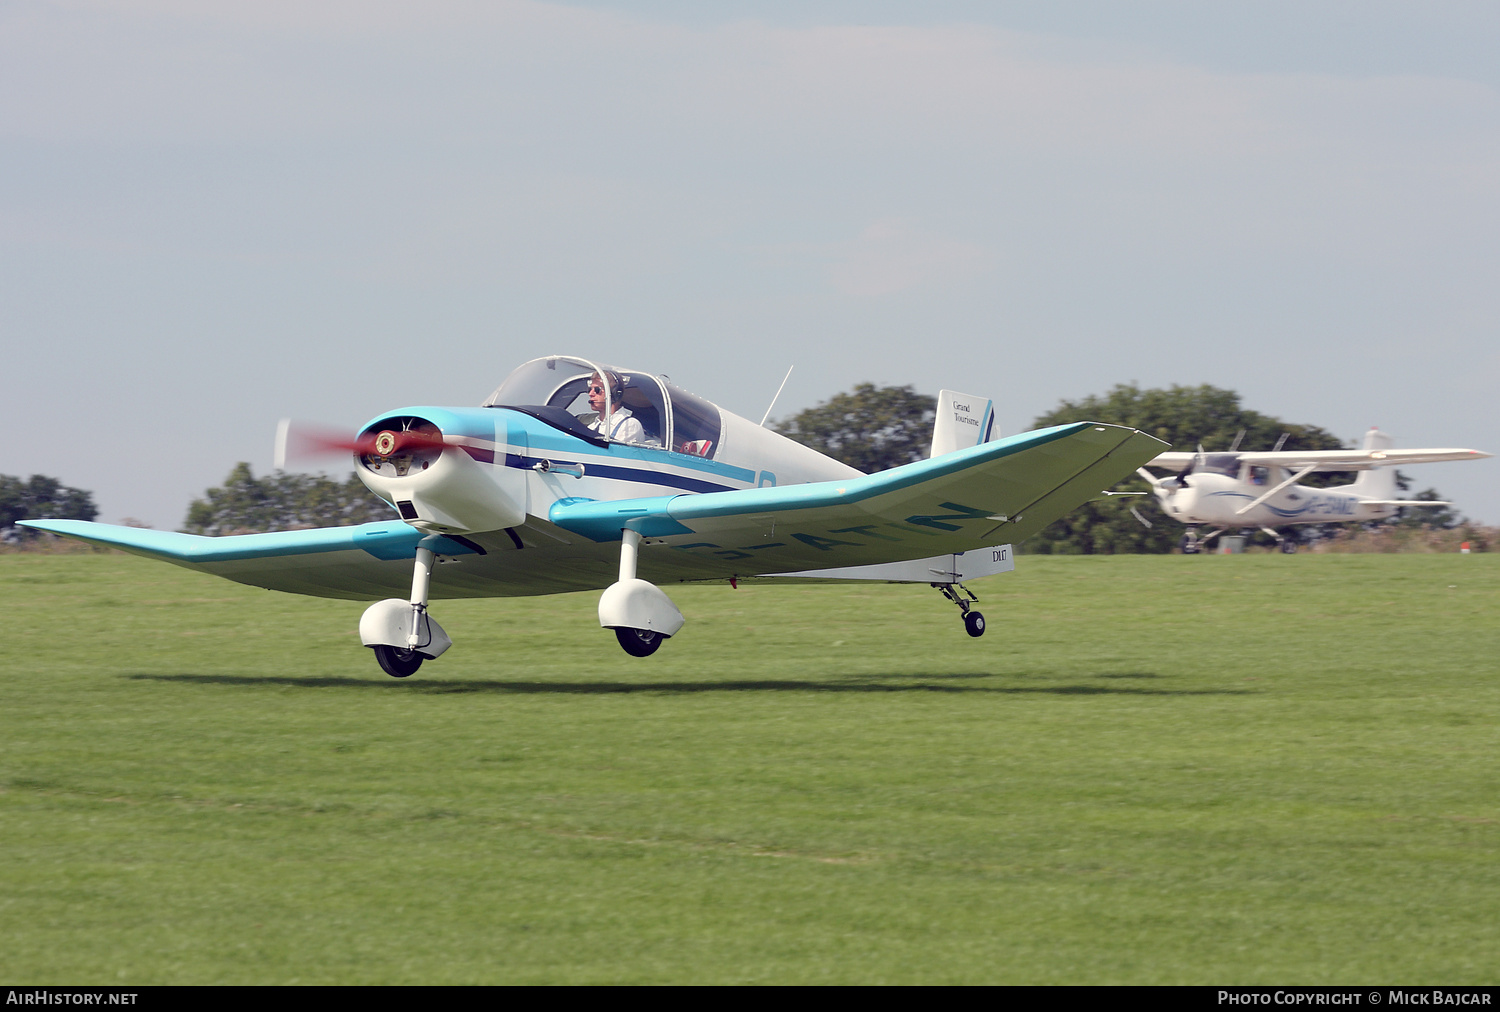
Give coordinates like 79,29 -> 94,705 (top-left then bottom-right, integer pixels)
23,356 -> 1166,677
1138,427 -> 1491,553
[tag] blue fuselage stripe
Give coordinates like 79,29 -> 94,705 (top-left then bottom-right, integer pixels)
457,445 -> 739,494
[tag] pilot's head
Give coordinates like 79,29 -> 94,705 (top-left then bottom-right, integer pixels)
588,371 -> 624,414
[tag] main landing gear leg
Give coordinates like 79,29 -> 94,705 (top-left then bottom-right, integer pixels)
935,582 -> 986,638
377,546 -> 436,677
614,530 -> 659,657
1181,527 -> 1224,554
598,528 -> 685,657
360,545 -> 453,678
1262,526 -> 1297,554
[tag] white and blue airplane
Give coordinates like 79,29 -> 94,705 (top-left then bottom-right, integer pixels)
23,356 -> 1167,677
1138,427 -> 1491,553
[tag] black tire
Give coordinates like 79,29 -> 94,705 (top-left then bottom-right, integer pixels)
963,611 -> 986,638
1181,534 -> 1200,555
1280,539 -> 1298,554
373,644 -> 423,678
615,627 -> 663,657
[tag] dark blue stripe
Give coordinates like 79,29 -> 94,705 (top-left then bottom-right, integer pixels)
581,462 -> 735,493
463,445 -> 738,494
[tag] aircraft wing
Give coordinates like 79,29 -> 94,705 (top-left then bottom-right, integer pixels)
1144,447 -> 1491,472
22,421 -> 1165,598
550,421 -> 1168,576
14,519 -> 510,600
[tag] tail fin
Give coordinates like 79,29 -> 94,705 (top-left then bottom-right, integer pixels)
931,390 -> 999,458
1352,427 -> 1397,498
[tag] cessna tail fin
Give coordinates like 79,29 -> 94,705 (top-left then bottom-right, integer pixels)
931,390 -> 998,458
1351,427 -> 1397,499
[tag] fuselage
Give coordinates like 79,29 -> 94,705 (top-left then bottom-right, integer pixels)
354,402 -> 860,539
351,355 -> 861,539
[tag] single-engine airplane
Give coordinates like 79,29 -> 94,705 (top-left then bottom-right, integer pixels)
23,357 -> 1167,677
1137,427 -> 1491,553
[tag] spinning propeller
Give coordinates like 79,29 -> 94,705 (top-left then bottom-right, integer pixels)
274,418 -> 447,470
1167,443 -> 1206,490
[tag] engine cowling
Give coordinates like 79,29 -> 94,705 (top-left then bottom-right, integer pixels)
356,415 -> 525,535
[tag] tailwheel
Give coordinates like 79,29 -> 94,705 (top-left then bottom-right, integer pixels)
935,582 -> 986,638
373,644 -> 423,678
615,627 -> 663,657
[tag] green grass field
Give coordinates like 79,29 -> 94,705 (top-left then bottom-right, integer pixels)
2,551 -> 1496,984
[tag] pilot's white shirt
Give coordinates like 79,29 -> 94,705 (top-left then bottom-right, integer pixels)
585,407 -> 645,444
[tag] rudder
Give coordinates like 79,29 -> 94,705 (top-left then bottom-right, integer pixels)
1352,427 -> 1397,499
931,390 -> 999,458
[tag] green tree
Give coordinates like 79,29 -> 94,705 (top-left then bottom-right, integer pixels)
1,474 -> 99,542
774,383 -> 937,473
184,464 -> 394,535
1025,384 -> 1346,554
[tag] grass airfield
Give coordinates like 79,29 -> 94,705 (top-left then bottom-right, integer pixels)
2,550 -> 1496,984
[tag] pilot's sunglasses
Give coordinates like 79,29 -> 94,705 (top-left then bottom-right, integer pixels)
589,385 -> 606,392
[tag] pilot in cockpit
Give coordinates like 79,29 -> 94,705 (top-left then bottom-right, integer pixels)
580,370 -> 646,444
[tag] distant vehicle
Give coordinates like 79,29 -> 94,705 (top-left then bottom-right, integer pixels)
23,357 -> 1166,676
1137,427 -> 1491,553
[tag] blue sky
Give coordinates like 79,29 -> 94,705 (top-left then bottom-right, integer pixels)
4,0 -> 1496,528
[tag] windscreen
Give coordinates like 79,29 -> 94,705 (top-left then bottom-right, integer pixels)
483,356 -> 669,448
483,357 -> 600,410
1200,454 -> 1242,478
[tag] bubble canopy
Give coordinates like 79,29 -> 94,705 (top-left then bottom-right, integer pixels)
483,356 -> 722,459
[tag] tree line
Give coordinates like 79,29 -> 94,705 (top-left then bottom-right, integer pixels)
182,464 -> 394,535
6,383 -> 1466,551
1,474 -> 98,544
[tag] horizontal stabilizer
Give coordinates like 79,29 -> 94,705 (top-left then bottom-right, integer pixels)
1360,500 -> 1452,506
1146,446 -> 1490,472
750,543 -> 1015,584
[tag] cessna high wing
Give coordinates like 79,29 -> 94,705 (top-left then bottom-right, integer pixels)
23,356 -> 1166,677
1138,427 -> 1491,553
